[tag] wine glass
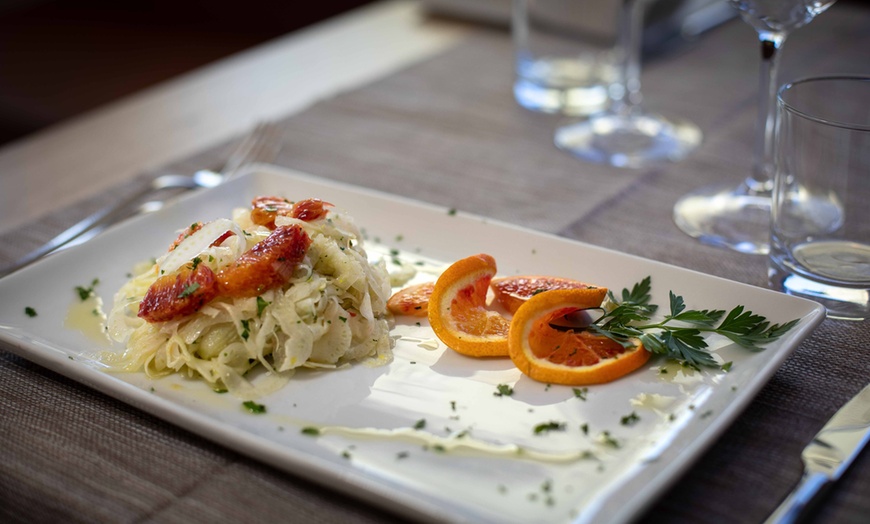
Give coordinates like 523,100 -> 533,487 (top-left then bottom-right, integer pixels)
673,0 -> 837,254
553,0 -> 702,169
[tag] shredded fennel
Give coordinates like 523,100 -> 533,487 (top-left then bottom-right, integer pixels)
104,202 -> 393,398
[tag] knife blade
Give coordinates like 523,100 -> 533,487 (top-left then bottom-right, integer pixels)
765,383 -> 870,524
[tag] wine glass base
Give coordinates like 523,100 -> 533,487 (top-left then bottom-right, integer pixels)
554,112 -> 702,169
673,183 -> 771,255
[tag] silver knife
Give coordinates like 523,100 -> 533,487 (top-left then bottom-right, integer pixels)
765,383 -> 870,524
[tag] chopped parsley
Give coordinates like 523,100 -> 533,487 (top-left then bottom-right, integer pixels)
301,426 -> 321,436
242,401 -> 266,414
494,384 -> 514,397
533,421 -> 566,435
190,256 -> 202,271
598,431 -> 620,448
413,419 -> 426,430
177,283 -> 200,299
721,361 -> 733,372
256,296 -> 270,317
24,307 -> 37,317
573,387 -> 588,400
620,412 -> 641,426
240,319 -> 251,341
75,278 -> 100,301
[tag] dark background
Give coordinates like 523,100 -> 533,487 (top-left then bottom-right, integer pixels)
0,0 -> 375,147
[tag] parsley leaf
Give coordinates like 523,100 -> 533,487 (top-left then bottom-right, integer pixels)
24,307 -> 37,317
590,277 -> 799,369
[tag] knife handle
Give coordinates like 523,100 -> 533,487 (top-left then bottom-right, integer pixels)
764,471 -> 829,524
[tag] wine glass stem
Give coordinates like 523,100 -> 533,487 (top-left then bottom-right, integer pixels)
750,34 -> 786,194
614,0 -> 646,117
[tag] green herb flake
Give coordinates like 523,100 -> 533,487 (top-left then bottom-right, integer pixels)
447,208 -> 457,216
190,256 -> 202,271
301,426 -> 321,436
450,400 -> 457,411
533,421 -> 566,435
256,296 -> 270,317
413,418 -> 426,430
24,307 -> 37,318
338,316 -> 348,323
240,319 -> 251,341
341,450 -> 352,460
75,278 -> 100,301
721,361 -> 733,372
494,384 -> 514,397
620,412 -> 640,426
598,431 -> 620,448
177,282 -> 200,299
396,451 -> 410,460
242,400 -> 266,414
580,423 -> 589,435
573,387 -> 588,400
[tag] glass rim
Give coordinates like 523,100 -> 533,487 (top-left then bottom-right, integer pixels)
777,75 -> 870,132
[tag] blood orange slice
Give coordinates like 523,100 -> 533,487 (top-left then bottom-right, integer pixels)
387,281 -> 434,317
490,275 -> 600,314
428,254 -> 511,357
509,288 -> 649,385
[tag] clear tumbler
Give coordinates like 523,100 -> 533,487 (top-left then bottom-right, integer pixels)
512,0 -> 615,115
769,76 -> 870,320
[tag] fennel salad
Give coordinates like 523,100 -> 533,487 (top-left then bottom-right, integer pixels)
105,197 -> 393,398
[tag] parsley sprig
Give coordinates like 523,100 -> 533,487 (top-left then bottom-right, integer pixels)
589,277 -> 799,369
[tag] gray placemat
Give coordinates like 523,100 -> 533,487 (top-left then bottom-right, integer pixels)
2,6 -> 870,523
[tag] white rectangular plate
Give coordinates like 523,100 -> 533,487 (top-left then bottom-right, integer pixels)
0,165 -> 825,523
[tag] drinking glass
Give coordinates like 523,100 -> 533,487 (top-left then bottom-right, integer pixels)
512,0 -> 615,116
769,76 -> 870,320
673,0 -> 837,254
553,0 -> 702,168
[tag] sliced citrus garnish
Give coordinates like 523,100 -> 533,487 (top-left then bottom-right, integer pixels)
428,254 -> 511,357
387,281 -> 434,317
491,275 -> 600,314
509,288 -> 649,385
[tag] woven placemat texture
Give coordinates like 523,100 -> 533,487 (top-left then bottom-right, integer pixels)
2,6 -> 870,523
